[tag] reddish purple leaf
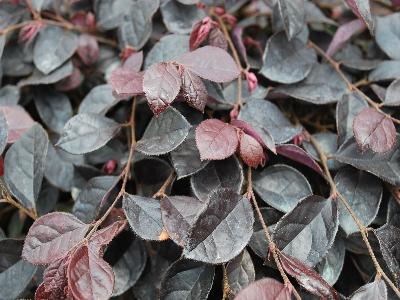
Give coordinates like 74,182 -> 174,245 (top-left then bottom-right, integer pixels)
0,105 -> 35,144
143,62 -> 181,115
276,144 -> 323,176
176,46 -> 240,83
195,119 -> 239,160
207,28 -> 228,50
239,132 -> 266,168
55,67 -> 84,91
189,17 -> 213,51
67,244 -> 114,300
231,119 -> 276,153
35,282 -> 66,300
42,255 -> 69,299
235,277 -> 292,300
122,51 -> 143,72
345,0 -> 374,33
109,68 -> 143,98
22,212 -> 90,265
326,19 -> 366,57
77,34 -> 99,65
353,107 -> 396,153
279,252 -> 339,299
89,220 -> 126,256
181,67 -> 208,112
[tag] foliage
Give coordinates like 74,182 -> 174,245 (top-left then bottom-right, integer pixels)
0,0 -> 400,299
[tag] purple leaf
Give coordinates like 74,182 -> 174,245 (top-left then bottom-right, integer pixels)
345,0 -> 375,34
353,108 -> 396,153
109,68 -> 144,98
239,132 -> 266,168
235,277 -> 292,300
181,67 -> 208,112
276,144 -> 323,175
77,34 -> 99,65
176,46 -> 240,83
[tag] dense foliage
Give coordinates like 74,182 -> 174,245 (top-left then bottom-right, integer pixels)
0,0 -> 400,299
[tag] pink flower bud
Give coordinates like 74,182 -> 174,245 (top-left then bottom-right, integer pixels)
19,21 -> 44,44
214,7 -> 225,16
246,72 -> 258,93
230,104 -> 240,120
103,160 -> 117,175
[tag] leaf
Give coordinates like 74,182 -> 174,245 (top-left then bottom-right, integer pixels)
336,92 -> 369,145
275,63 -> 348,104
226,249 -> 255,297
41,255 -> 69,298
260,32 -> 316,84
239,132 -> 266,168
375,224 -> 400,286
161,0 -> 206,34
145,34 -> 189,68
235,277 -> 292,300
375,13 -> 400,60
279,252 -> 339,299
208,27 -> 228,50
77,34 -> 99,65
123,194 -> 166,241
253,164 -> 312,213
22,212 -> 90,264
335,136 -> 400,186
316,239 -> 346,285
176,46 -> 240,83
109,68 -> 143,98
276,144 -> 324,176
143,62 -> 182,115
183,189 -> 254,264
384,78 -> 400,106
345,0 -> 375,34
171,127 -> 209,179
353,108 -> 396,153
33,26 -> 78,74
277,0 -> 305,40
0,111 -> 8,155
238,99 -> 302,144
79,84 -> 120,115
0,85 -> 20,106
181,67 -> 208,112
195,119 -> 239,160
161,195 -> 206,246
89,220 -> 126,256
136,107 -> 191,155
67,244 -> 114,300
73,176 -> 119,223
18,61 -> 74,87
160,259 -> 215,300
0,105 -> 35,144
4,123 -> 49,210
33,88 -> 72,134
349,279 -> 387,299
335,167 -> 382,235
326,19 -> 366,57
56,113 -> 121,155
273,195 -> 339,267
191,156 -> 243,201
369,60 -> 400,82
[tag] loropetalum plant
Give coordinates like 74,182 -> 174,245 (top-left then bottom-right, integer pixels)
1,0 -> 400,299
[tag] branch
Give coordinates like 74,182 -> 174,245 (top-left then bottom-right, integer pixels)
308,135 -> 400,298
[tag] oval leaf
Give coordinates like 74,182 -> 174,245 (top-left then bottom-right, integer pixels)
235,277 -> 292,300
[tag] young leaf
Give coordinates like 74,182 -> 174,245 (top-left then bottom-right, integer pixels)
190,156 -> 243,201
277,0 -> 305,40
226,249 -> 255,297
238,132 -> 266,168
235,277 -> 292,300
279,252 -> 339,299
4,123 -> 49,210
136,107 -> 191,155
77,34 -> 99,65
109,68 -> 143,98
89,220 -> 126,255
195,119 -> 239,160
67,244 -> 114,300
183,189 -> 254,264
143,62 -> 181,115
123,194 -> 166,241
189,17 -> 213,51
176,46 -> 240,83
160,259 -> 215,300
253,164 -> 312,213
22,212 -> 90,264
349,279 -> 387,299
335,168 -> 382,235
261,32 -> 316,84
33,26 -> 78,74
273,195 -> 339,267
57,113 -> 121,155
345,0 -> 375,34
353,108 -> 396,153
181,67 -> 208,112
160,195 -> 206,246
42,255 -> 70,298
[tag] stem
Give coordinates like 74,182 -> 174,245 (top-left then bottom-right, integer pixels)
222,264 -> 231,300
246,168 -> 302,300
153,171 -> 176,199
308,41 -> 400,125
309,135 -> 400,297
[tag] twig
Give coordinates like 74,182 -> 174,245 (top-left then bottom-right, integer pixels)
222,264 -> 231,300
153,171 -> 176,199
308,135 -> 400,298
308,40 -> 400,125
246,168 -> 302,300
